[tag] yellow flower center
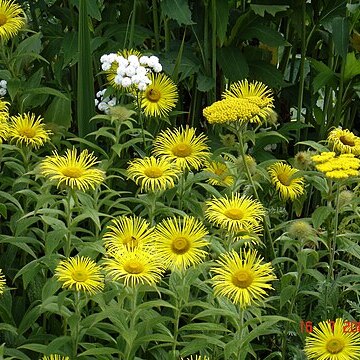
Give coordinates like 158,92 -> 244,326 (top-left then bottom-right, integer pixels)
19,127 -> 36,138
72,270 -> 89,282
232,269 -> 254,288
340,135 -> 355,147
124,260 -> 145,274
62,166 -> 84,178
224,208 -> 244,220
0,14 -> 7,26
277,172 -> 291,186
171,236 -> 190,254
172,143 -> 192,157
123,236 -> 138,248
214,166 -> 225,175
144,166 -> 163,178
326,337 -> 345,354
146,88 -> 161,102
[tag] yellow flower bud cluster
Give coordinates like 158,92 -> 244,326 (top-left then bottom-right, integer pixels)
312,152 -> 360,180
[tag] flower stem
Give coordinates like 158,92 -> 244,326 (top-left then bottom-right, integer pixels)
65,190 -> 74,258
237,307 -> 245,360
124,286 -> 138,359
72,291 -> 81,358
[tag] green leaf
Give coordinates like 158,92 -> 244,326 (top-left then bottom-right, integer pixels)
311,206 -> 333,229
161,0 -> 195,25
180,323 -> 230,332
197,74 -> 215,92
215,0 -> 229,46
217,47 -> 249,81
296,140 -> 329,152
44,96 -> 72,130
344,52 -> 360,82
248,61 -> 284,88
78,347 -> 121,356
331,17 -> 349,58
243,25 -> 289,47
250,4 -> 289,17
280,285 -> 296,309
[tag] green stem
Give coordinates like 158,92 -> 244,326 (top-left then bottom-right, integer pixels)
328,185 -> 340,281
172,300 -> 181,360
211,0 -> 217,103
128,0 -> 137,48
152,0 -> 160,52
72,291 -> 81,358
124,286 -> 138,360
237,307 -> 245,360
65,190 -> 74,258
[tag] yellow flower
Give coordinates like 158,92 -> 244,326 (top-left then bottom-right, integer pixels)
0,269 -> 6,294
41,148 -> 105,191
127,156 -> 179,192
0,0 -> 25,42
0,98 -> 9,113
140,73 -> 178,117
8,113 -> 51,149
211,249 -> 276,308
55,257 -> 104,295
0,116 -> 8,141
181,356 -> 210,360
203,98 -> 268,125
268,162 -> 305,201
312,152 -> 336,164
204,160 -> 234,187
304,318 -> 360,360
153,127 -> 210,171
42,355 -> 69,360
205,193 -> 265,233
103,216 -> 154,254
103,248 -> 165,287
154,217 -> 209,270
222,79 -> 274,110
328,128 -> 360,155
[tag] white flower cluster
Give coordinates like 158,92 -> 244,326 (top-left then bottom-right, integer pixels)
95,89 -> 116,114
0,80 -> 7,97
100,53 -> 162,91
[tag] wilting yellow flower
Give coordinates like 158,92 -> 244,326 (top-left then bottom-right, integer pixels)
211,249 -> 276,308
42,355 -> 70,360
153,127 -> 210,171
268,162 -> 304,201
55,257 -> 104,295
103,248 -> 165,287
304,318 -> 360,360
0,0 -> 26,42
154,217 -> 209,270
181,356 -> 210,360
103,216 -> 154,254
328,128 -> 360,155
0,269 -> 6,294
312,153 -> 360,180
204,160 -> 234,187
294,151 -> 313,170
222,79 -> 274,110
205,193 -> 265,233
288,220 -> 315,240
41,148 -> 105,191
8,113 -> 51,149
203,98 -> 268,125
140,73 -> 178,118
127,156 -> 179,192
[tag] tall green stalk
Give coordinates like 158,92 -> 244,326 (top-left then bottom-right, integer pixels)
77,0 -> 95,137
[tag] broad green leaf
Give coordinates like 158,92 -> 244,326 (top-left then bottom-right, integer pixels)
243,25 -> 289,47
250,4 -> 289,17
344,52 -> 360,82
217,47 -> 249,81
161,0 -> 195,25
311,206 -> 333,229
248,61 -> 284,87
331,17 -> 349,58
280,285 -> 296,309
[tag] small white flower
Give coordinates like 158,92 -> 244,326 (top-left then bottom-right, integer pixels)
153,63 -> 162,73
121,77 -> 132,87
94,98 -> 99,106
114,75 -> 123,84
0,80 -> 7,88
139,56 -> 149,65
101,62 -> 112,71
138,82 -> 148,91
107,53 -> 117,63
125,65 -> 136,77
128,54 -> 139,63
131,74 -> 140,84
98,102 -> 109,112
117,56 -> 128,68
100,54 -> 108,63
96,90 -> 103,98
108,98 -> 116,107
136,66 -> 147,76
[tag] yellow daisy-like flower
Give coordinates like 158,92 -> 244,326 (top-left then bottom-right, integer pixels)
55,257 -> 104,295
0,269 -> 6,294
8,113 -> 51,149
40,148 -> 105,191
222,79 -> 274,109
203,97 -> 271,125
140,73 -> 178,118
268,162 -> 305,201
204,160 -> 234,187
0,0 -> 25,42
103,216 -> 154,254
42,355 -> 70,360
328,128 -> 360,155
181,356 -> 210,360
153,127 -> 210,171
205,193 -> 265,233
0,116 -> 8,141
211,249 -> 276,308
0,98 -> 9,112
304,318 -> 360,360
103,248 -> 165,287
127,156 -> 180,192
154,217 -> 209,270
106,49 -> 142,91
